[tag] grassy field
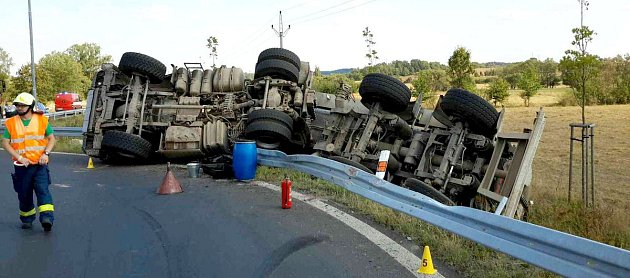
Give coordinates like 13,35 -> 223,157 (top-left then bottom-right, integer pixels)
503,105 -> 630,248
503,87 -> 573,107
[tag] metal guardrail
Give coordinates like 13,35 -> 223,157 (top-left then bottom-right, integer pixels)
0,109 -> 86,136
0,108 -> 85,124
0,125 -> 83,137
45,108 -> 86,120
257,149 -> 630,278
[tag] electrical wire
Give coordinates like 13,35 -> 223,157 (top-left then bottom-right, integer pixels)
286,0 -> 358,23
281,0 -> 321,11
291,0 -> 379,25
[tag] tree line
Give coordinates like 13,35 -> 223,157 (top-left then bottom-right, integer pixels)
0,43 -> 111,103
313,24 -> 630,108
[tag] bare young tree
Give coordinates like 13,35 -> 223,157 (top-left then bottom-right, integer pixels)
362,27 -> 378,66
206,36 -> 219,68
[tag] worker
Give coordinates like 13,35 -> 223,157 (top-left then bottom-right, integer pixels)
1,92 -> 56,231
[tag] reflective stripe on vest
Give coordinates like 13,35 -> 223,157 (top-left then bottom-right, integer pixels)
6,114 -> 49,164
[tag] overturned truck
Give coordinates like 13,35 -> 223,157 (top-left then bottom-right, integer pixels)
82,48 -> 314,163
310,73 -> 544,219
82,49 -> 544,218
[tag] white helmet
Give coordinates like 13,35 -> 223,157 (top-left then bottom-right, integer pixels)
13,92 -> 36,106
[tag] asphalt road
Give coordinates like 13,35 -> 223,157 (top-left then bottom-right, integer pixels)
0,152 -> 417,278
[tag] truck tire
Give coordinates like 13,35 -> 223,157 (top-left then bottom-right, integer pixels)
257,48 -> 301,69
329,156 -> 374,174
404,178 -> 455,206
102,130 -> 152,159
359,73 -> 411,113
247,109 -> 294,129
118,52 -> 166,83
254,59 -> 299,83
243,120 -> 292,149
440,88 -> 499,137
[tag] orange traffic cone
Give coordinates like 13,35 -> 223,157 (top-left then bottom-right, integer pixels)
157,162 -> 183,195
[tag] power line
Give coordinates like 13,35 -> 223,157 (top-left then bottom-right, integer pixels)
281,0 -> 320,11
286,0 -> 357,23
222,14 -> 278,61
291,0 -> 379,25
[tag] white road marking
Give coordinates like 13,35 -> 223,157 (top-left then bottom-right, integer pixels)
253,181 -> 445,278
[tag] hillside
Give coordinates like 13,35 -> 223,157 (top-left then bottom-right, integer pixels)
321,68 -> 353,75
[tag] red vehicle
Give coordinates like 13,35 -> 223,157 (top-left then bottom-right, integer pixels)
55,92 -> 83,111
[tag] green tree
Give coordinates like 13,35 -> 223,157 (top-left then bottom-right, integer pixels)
517,63 -> 541,107
65,43 -> 112,80
0,47 -> 13,77
410,70 -> 449,105
206,36 -> 219,68
484,77 -> 510,106
539,58 -> 559,88
13,52 -> 92,102
314,66 -> 321,77
362,27 -> 378,66
447,46 -> 475,91
8,64 -> 40,101
411,71 -> 430,99
559,26 -> 601,122
0,47 -> 13,101
312,74 -> 357,96
591,55 -> 630,104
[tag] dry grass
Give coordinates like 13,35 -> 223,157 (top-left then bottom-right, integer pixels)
503,87 -> 573,107
502,105 -> 630,247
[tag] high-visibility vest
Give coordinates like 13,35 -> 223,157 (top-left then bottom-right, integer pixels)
5,114 -> 49,164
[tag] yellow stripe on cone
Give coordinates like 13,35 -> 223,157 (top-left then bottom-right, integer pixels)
87,157 -> 94,169
418,245 -> 437,275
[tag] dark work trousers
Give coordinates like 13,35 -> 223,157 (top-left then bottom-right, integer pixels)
11,164 -> 54,224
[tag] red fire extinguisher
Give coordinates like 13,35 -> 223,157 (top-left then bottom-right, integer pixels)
281,176 -> 292,209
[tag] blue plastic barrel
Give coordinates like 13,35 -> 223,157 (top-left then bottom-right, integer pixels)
233,140 -> 257,181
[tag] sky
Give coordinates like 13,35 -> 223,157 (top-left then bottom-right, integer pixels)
1,0 -> 629,74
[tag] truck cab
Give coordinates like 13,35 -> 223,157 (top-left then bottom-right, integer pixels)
55,92 -> 83,111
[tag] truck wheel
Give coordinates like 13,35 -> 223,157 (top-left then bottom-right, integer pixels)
329,156 -> 374,174
257,48 -> 301,69
118,52 -> 166,83
359,73 -> 411,113
243,120 -> 292,149
247,109 -> 294,130
440,88 -> 499,137
102,130 -> 152,160
404,178 -> 455,206
254,59 -> 299,83
291,117 -> 312,151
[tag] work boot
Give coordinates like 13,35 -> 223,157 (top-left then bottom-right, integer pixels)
21,222 -> 33,229
41,219 -> 53,232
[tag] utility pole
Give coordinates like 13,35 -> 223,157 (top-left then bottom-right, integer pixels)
271,11 -> 290,49
28,0 -> 37,98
